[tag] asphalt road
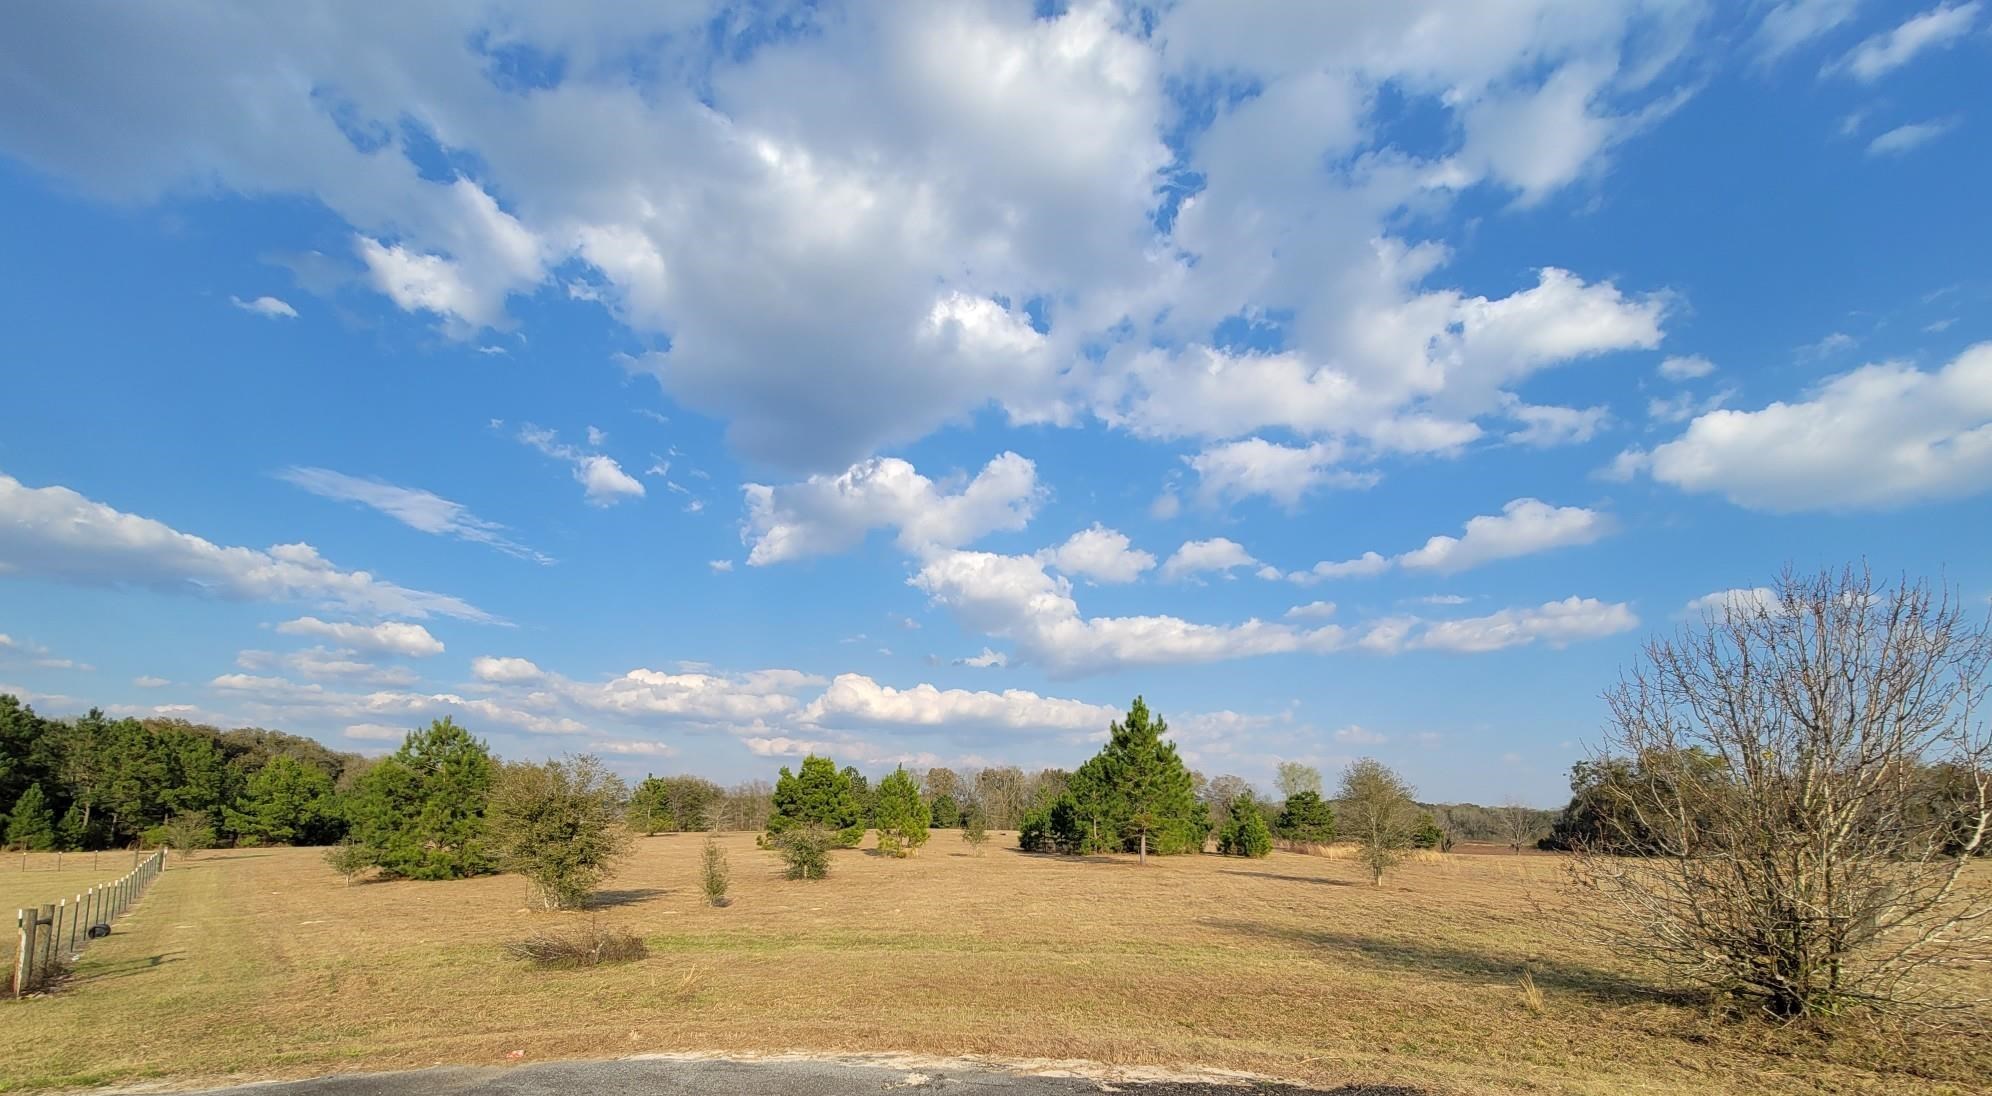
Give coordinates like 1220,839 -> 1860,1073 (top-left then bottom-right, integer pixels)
165,1055 -> 1423,1096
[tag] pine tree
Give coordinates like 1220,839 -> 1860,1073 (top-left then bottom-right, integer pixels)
346,718 -> 497,880
1276,790 -> 1337,845
929,793 -> 960,828
769,755 -> 865,847
5,782 -> 56,851
227,755 -> 338,845
874,767 -> 930,857
1218,794 -> 1273,857
626,776 -> 676,834
1068,697 -> 1206,861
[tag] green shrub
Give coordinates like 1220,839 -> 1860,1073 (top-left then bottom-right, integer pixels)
487,755 -> 633,911
961,807 -> 989,855
1218,795 -> 1273,857
323,841 -> 377,885
1411,812 -> 1449,850
155,810 -> 217,856
700,833 -> 731,906
773,824 -> 833,879
1018,792 -> 1086,853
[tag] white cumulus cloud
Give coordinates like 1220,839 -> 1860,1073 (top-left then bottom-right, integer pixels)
744,452 -> 1043,565
0,472 -> 493,622
1629,344 -> 1992,510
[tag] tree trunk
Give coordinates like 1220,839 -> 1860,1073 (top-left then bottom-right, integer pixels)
1139,831 -> 1147,865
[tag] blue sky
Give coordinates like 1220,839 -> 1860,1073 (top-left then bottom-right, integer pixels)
1,1 -> 1988,806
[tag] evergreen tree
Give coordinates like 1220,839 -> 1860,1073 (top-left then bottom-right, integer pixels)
874,767 -> 930,857
841,765 -> 874,826
929,793 -> 960,828
1218,793 -> 1273,857
1276,790 -> 1337,844
227,755 -> 338,845
769,755 -> 865,846
58,800 -> 98,850
5,782 -> 57,851
1410,812 -> 1449,850
347,718 -> 497,879
626,776 -> 676,834
1067,697 -> 1206,860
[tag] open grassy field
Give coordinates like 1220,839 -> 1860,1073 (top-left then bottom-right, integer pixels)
2,834 -> 1985,1096
1,851 -> 139,914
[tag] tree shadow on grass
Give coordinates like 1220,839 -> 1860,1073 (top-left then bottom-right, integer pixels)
1217,869 -> 1361,887
67,951 -> 185,987
1000,846 -> 1141,866
588,888 -> 668,909
1203,919 -> 1687,1005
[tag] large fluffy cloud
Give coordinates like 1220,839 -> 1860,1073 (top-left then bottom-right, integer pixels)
743,452 -> 1043,565
1621,344 -> 1992,510
1036,525 -> 1155,584
0,2 -> 1694,472
0,472 -> 494,622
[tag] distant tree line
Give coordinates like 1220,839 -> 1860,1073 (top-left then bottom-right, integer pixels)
5,691 -> 1548,882
1,697 -> 368,852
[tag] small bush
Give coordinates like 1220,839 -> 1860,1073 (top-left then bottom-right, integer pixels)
773,824 -> 833,879
699,833 -> 731,906
323,842 -> 378,885
503,924 -> 648,969
154,811 -> 217,857
961,808 -> 989,855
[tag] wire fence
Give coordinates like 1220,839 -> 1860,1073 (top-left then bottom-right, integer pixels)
11,849 -> 166,997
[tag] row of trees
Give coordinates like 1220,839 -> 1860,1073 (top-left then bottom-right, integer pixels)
1,699 -> 367,852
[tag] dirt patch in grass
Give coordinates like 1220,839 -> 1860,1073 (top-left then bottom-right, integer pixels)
0,833 -> 1984,1095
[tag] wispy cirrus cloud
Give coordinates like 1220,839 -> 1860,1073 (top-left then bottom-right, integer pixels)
280,467 -> 551,564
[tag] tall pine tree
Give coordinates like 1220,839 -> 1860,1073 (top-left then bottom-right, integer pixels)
5,782 -> 57,851
1069,698 -> 1207,861
347,718 -> 497,879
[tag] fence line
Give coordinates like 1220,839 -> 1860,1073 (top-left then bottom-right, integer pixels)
11,849 -> 166,997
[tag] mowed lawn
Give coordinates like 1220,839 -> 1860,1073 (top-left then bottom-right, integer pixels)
2,834 -> 1986,1096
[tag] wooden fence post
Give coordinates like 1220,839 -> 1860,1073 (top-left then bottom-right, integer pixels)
37,904 -> 54,984
12,909 -> 30,997
53,900 -> 65,962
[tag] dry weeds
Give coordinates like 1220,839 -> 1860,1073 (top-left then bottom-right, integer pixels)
0,834 -> 1984,1096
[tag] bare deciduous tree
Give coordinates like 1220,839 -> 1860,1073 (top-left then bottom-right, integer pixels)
1495,799 -> 1540,853
1276,761 -> 1322,800
1569,566 -> 1991,1020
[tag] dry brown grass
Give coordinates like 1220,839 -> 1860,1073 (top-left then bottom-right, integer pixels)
0,851 -> 136,914
0,834 -> 1985,1095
